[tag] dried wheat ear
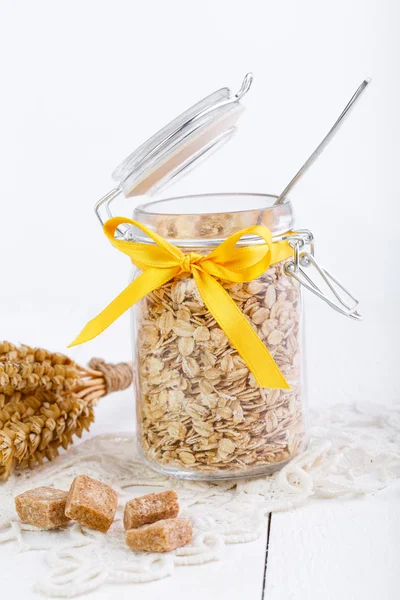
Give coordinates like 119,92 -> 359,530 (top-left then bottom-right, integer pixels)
0,342 -> 132,480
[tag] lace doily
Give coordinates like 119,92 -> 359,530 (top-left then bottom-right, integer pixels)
1,401 -> 399,597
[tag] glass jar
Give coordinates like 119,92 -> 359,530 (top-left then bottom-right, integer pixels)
81,74 -> 361,482
130,194 -> 307,480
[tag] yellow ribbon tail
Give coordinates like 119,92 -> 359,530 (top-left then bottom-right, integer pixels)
193,268 -> 290,390
69,266 -> 179,347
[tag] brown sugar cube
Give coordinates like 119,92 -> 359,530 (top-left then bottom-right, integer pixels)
126,518 -> 192,553
65,475 -> 118,533
123,490 -> 179,530
15,486 -> 70,530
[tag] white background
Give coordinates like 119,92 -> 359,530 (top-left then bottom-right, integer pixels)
0,1 -> 399,599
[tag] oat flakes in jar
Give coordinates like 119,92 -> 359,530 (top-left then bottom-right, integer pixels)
73,74 -> 362,480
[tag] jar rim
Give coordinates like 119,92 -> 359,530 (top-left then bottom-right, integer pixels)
134,192 -> 290,216
131,193 -> 294,247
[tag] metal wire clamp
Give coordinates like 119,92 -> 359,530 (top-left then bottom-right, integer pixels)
282,230 -> 362,320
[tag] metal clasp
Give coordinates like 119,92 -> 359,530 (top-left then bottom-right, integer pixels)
281,229 -> 362,320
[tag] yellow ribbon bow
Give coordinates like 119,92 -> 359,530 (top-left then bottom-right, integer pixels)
70,217 -> 294,389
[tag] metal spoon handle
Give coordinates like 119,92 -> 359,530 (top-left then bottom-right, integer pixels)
274,78 -> 371,205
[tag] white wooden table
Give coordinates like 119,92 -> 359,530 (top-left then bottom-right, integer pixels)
1,364 -> 399,600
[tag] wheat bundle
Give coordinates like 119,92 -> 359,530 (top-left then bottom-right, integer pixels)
0,342 -> 132,480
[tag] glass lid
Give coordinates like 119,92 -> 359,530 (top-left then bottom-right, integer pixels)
111,73 -> 253,198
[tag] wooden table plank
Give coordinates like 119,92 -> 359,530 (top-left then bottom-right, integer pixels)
0,523 -> 270,599
264,484 -> 400,600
